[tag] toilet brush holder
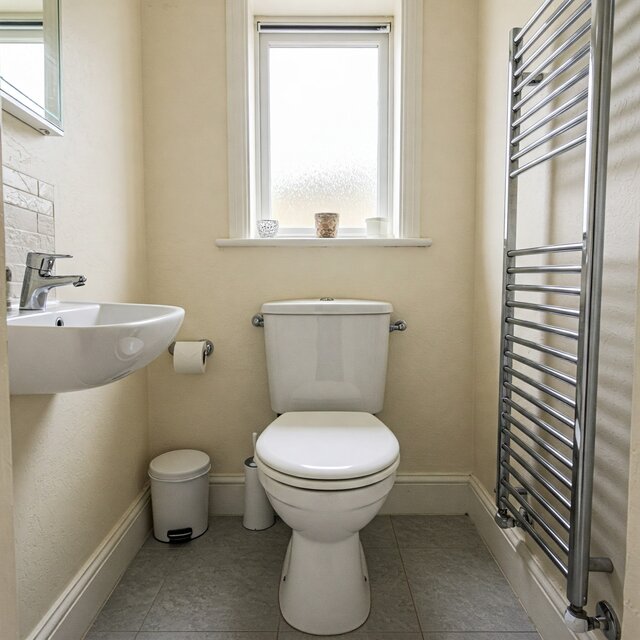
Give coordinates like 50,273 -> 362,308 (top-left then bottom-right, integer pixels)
243,457 -> 275,530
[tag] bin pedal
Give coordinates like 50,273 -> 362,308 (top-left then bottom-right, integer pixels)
167,527 -> 193,543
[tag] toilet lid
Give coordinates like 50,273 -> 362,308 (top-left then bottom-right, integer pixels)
256,412 -> 399,480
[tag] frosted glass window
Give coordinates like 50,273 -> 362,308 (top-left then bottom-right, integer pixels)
267,46 -> 379,229
256,25 -> 393,236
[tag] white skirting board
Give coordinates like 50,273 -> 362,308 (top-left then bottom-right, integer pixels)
209,472 -> 472,515
26,474 -> 600,640
467,475 -> 600,640
25,488 -> 152,640
380,474 -> 471,514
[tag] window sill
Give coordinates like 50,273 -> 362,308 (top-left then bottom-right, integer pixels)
215,237 -> 433,248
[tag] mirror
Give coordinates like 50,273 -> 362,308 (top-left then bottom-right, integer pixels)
0,0 -> 62,135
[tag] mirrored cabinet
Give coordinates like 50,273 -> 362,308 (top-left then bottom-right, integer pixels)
0,0 -> 62,135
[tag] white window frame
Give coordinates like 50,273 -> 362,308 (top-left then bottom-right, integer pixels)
222,0 -> 426,246
256,27 -> 392,237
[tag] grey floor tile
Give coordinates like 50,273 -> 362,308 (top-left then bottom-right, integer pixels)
360,516 -> 397,549
141,546 -> 284,631
84,633 -> 136,640
90,552 -> 176,632
136,634 -> 277,639
279,633 -> 421,640
392,516 -> 482,549
422,635 -> 540,640
143,517 -> 291,553
402,546 -> 535,633
280,547 -> 420,633
363,547 -> 421,632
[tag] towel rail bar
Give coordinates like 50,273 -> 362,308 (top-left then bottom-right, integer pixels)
507,264 -> 582,273
508,242 -> 582,256
505,334 -> 578,363
504,349 -> 577,386
506,317 -> 579,340
507,300 -> 581,317
507,284 -> 581,295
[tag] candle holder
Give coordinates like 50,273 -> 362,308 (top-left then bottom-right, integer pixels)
315,212 -> 339,238
257,219 -> 279,238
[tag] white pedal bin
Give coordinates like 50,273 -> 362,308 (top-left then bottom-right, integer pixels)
149,449 -> 211,543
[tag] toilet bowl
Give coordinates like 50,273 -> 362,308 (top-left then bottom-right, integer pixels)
255,411 -> 399,635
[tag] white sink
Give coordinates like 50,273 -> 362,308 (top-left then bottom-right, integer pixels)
7,301 -> 184,394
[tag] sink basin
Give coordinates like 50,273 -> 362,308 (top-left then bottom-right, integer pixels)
7,301 -> 184,394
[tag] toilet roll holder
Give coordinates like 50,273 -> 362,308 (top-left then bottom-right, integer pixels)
168,340 -> 214,357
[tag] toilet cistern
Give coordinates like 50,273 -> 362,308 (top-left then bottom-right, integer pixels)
20,252 -> 86,310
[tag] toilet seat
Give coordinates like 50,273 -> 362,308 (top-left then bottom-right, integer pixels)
255,411 -> 400,490
256,454 -> 399,491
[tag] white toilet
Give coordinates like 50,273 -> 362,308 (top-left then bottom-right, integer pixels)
254,298 -> 401,635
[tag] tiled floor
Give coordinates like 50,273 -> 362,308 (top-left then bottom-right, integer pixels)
86,516 -> 540,640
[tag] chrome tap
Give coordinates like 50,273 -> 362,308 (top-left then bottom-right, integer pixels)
20,252 -> 87,311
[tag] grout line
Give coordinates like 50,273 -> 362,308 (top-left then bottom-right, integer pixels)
390,517 -> 424,636
277,604 -> 283,636
136,556 -> 172,635
388,515 -> 401,549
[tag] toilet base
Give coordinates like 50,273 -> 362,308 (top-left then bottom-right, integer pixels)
280,531 -> 370,635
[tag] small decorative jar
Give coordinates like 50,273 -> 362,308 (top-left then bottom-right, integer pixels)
315,212 -> 339,238
257,219 -> 279,238
365,217 -> 389,238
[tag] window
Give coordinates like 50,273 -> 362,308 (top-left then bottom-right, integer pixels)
223,0 -> 426,245
0,21 -> 45,111
257,24 -> 391,236
0,2 -> 63,135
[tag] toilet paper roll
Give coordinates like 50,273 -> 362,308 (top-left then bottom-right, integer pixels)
172,341 -> 208,374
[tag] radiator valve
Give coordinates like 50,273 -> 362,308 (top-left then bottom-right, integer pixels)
564,602 -> 620,639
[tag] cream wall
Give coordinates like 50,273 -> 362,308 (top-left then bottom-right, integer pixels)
623,251 -> 640,636
473,0 -> 640,623
0,125 -> 19,640
141,0 -> 479,476
2,1 -> 149,636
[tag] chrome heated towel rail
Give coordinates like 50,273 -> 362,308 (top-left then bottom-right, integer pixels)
494,0 -> 619,637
